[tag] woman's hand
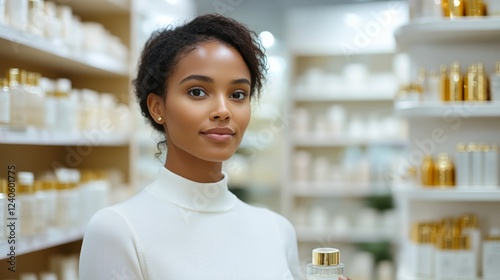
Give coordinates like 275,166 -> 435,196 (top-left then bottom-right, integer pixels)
339,276 -> 351,280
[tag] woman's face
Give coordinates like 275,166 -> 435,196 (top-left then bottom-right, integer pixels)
159,41 -> 252,165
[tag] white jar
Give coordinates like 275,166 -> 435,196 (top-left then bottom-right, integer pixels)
17,171 -> 37,237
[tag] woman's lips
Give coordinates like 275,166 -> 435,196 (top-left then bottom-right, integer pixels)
201,127 -> 235,142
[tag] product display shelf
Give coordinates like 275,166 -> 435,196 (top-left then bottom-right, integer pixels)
294,89 -> 396,102
396,267 -> 484,280
393,19 -> 500,280
394,100 -> 500,118
292,135 -> 407,147
295,226 -> 397,244
0,227 -> 85,260
0,130 -> 130,146
293,182 -> 390,197
0,25 -> 128,77
394,17 -> 500,50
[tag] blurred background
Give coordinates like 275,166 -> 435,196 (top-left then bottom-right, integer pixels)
1,0 -> 500,279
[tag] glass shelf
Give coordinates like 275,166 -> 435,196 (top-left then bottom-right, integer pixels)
394,100 -> 500,118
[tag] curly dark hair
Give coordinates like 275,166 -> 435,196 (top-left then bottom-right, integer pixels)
133,13 -> 268,134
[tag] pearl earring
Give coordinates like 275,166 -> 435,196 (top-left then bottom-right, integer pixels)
157,116 -> 162,122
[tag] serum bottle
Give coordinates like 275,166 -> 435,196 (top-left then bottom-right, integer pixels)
307,248 -> 345,280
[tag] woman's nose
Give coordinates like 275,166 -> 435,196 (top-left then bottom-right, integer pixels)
209,95 -> 231,121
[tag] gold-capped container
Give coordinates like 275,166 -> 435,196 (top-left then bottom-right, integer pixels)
307,248 -> 345,279
421,155 -> 435,187
435,153 -> 455,187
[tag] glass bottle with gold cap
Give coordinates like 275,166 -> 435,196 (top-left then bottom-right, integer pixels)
26,72 -> 45,129
307,248 -> 345,279
434,153 -> 455,187
448,61 -> 463,101
459,213 -> 481,276
421,155 -> 435,187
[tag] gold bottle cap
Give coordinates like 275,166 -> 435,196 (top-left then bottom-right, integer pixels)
312,248 -> 340,266
41,180 -> 56,191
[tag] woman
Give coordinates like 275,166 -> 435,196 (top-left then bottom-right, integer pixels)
79,13 -> 348,280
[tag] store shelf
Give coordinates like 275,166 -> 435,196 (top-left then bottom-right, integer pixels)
295,226 -> 397,243
295,89 -> 396,102
67,0 -> 130,15
393,185 -> 500,201
0,25 -> 129,77
292,135 -> 407,147
394,100 -> 500,118
293,182 -> 389,197
397,267 -> 483,280
395,17 -> 500,50
0,130 -> 130,146
0,228 -> 85,260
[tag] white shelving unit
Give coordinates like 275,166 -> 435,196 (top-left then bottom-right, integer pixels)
393,18 -> 500,280
0,0 -> 136,275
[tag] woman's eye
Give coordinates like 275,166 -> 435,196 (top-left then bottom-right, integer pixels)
231,91 -> 247,100
188,88 -> 207,97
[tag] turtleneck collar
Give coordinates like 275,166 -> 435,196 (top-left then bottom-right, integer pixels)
145,166 -> 238,213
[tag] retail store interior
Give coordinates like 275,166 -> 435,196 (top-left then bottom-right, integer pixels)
0,0 -> 500,279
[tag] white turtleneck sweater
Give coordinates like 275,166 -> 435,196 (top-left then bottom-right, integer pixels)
79,167 -> 301,280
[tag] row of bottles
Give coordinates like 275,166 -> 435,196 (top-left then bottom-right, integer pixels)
408,213 -> 500,280
398,61 -> 500,102
0,68 -> 131,136
16,253 -> 79,280
0,168 -> 112,240
0,0 -> 128,60
410,0 -> 500,19
419,142 -> 498,188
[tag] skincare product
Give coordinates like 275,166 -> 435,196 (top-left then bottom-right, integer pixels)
459,213 -> 481,276
426,69 -> 440,101
0,78 -> 10,129
477,63 -> 488,101
465,0 -> 486,16
455,143 -> 471,187
421,155 -> 435,187
17,171 -> 37,237
465,64 -> 478,101
27,0 -> 44,36
484,144 -> 499,186
470,143 -> 484,186
307,248 -> 345,280
26,72 -> 45,129
439,65 -> 449,101
410,223 -> 436,278
490,62 -> 500,101
435,153 -> 455,187
449,62 -> 463,101
448,0 -> 465,17
5,0 -> 28,31
483,227 -> 500,280
55,169 -> 80,230
8,68 -> 28,131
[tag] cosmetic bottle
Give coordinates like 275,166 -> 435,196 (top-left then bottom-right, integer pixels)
40,77 -> 57,131
54,78 -> 78,134
43,1 -> 62,44
17,171 -> 37,237
27,0 -> 44,36
0,179 -> 7,241
470,143 -> 484,186
466,0 -> 486,16
448,0 -> 465,17
57,5 -> 73,46
465,64 -> 478,101
410,223 -> 436,278
421,155 -> 435,187
55,169 -> 80,230
455,235 -> 477,279
439,65 -> 450,101
449,62 -> 463,101
5,0 -> 28,31
483,227 -> 500,280
0,78 -> 10,129
459,213 -> 481,276
435,226 -> 459,279
426,69 -> 440,101
26,72 -> 45,130
477,63 -> 488,101
79,170 -> 110,226
307,248 -> 345,280
33,180 -> 49,235
490,62 -> 500,101
41,179 -> 57,227
455,143 -> 471,187
7,68 -> 28,131
435,153 -> 455,187
442,0 -> 451,16
484,144 -> 499,186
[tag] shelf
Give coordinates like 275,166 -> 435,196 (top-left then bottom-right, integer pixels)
0,130 -> 130,146
0,25 -> 129,77
292,135 -> 407,147
395,17 -> 500,50
392,185 -> 500,201
294,89 -> 396,102
397,267 -> 483,280
0,228 -> 85,259
295,226 -> 397,243
67,0 -> 130,16
394,100 -> 500,118
293,182 -> 390,197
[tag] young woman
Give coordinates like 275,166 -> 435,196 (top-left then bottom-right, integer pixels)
79,14 -> 305,279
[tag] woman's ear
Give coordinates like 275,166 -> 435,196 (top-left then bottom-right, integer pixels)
147,93 -> 164,123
